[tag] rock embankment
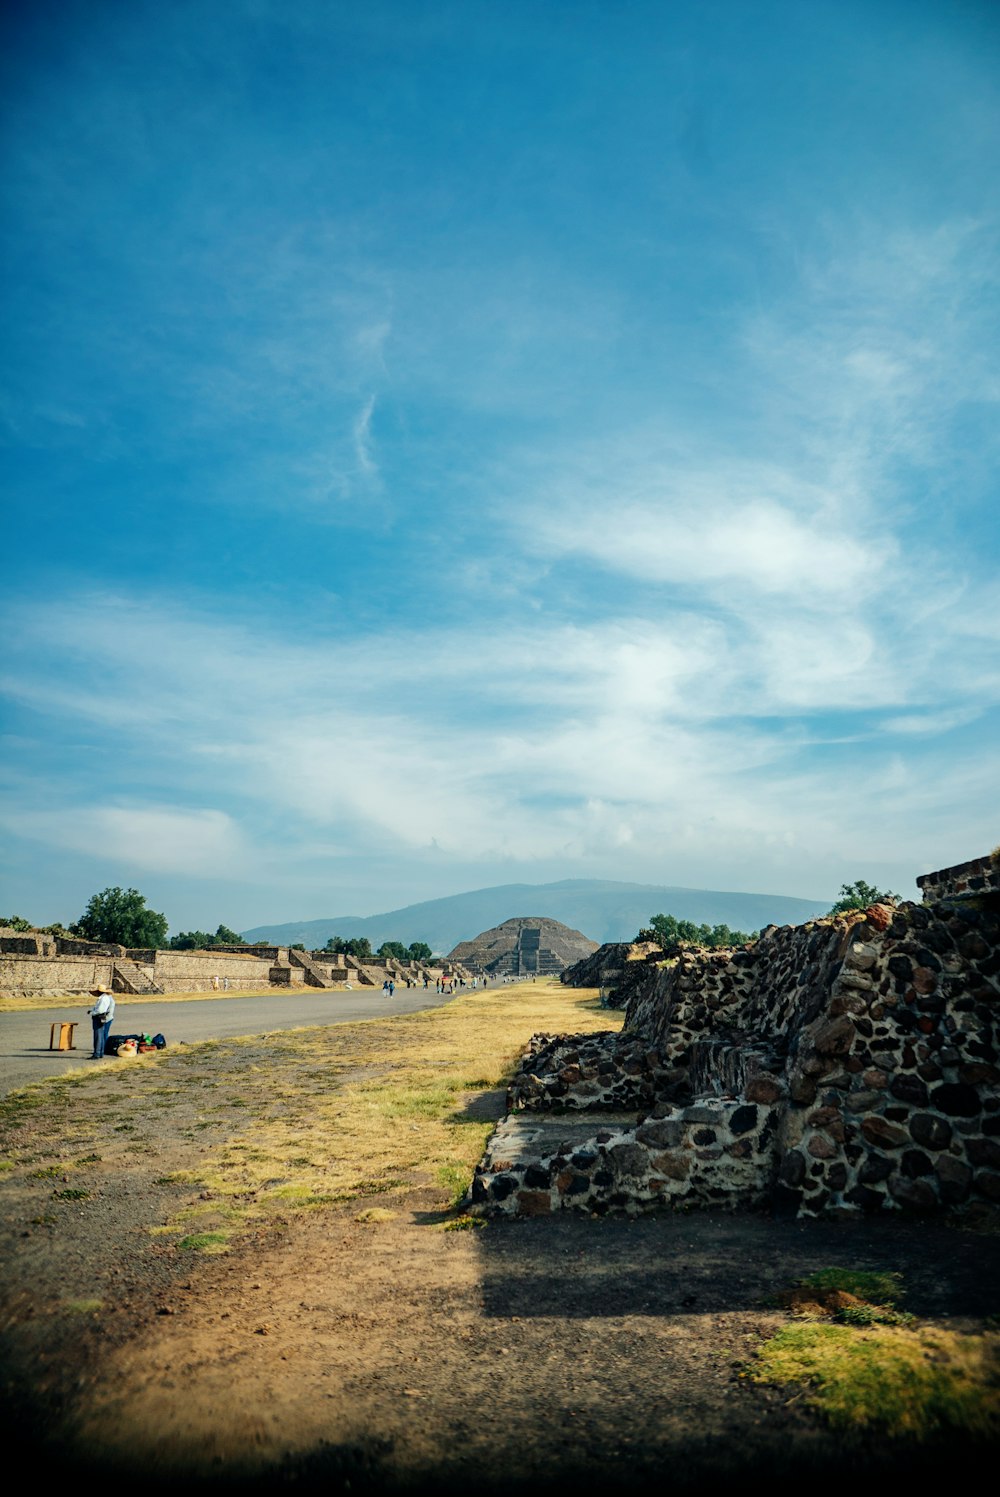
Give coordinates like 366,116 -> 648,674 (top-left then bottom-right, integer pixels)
470,853 -> 1000,1221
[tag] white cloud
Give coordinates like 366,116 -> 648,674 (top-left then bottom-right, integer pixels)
352,393 -> 378,479
530,485 -> 890,601
0,804 -> 248,878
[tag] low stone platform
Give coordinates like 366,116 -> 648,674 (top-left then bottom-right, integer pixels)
480,1111 -> 641,1168
470,1096 -> 778,1217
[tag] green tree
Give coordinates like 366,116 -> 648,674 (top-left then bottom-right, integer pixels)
70,887 -> 168,948
168,930 -> 212,950
827,880 -> 900,915
168,923 -> 248,950
407,941 -> 433,962
643,913 -> 755,952
0,914 -> 34,932
377,940 -> 408,961
323,935 -> 372,959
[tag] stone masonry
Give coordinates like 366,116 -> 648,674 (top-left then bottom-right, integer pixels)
0,928 -> 457,998
561,940 -> 664,1007
468,852 -> 1000,1220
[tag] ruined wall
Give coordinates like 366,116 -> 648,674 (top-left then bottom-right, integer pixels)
560,941 -> 663,1008
508,1031 -> 681,1113
471,858 -> 1000,1220
1,947 -> 281,996
0,956 -> 117,998
918,854 -> 1000,903
147,951 -> 279,991
470,1096 -> 780,1217
773,894 -> 1000,1216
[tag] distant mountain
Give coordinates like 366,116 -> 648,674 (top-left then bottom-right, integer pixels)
241,878 -> 832,954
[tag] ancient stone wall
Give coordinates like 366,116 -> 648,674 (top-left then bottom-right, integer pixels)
0,956 -> 117,998
0,936 -> 48,956
470,1097 -> 780,1217
470,856 -> 1000,1221
560,941 -> 663,1007
917,853 -> 1000,903
147,951 -> 281,991
507,1031 -> 681,1113
1,947 -> 283,996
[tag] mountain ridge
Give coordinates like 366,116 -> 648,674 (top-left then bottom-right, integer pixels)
241,877 -> 834,953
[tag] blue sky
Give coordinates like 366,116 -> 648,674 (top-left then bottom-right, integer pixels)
2,0 -> 998,932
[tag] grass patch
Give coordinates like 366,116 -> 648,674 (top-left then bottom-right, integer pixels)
354,1207 -> 397,1224
52,1187 -> 90,1200
177,1231 -> 230,1254
62,1298 -> 103,1315
436,1161 -> 473,1206
751,1322 -> 1000,1437
775,1268 -> 912,1325
442,1214 -> 486,1232
2,980 -> 614,1243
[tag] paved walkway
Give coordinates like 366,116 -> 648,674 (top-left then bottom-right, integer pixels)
0,986 -> 457,1096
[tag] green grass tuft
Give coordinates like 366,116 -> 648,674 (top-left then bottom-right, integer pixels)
435,1162 -> 472,1205
751,1322 -> 1000,1438
177,1231 -> 230,1253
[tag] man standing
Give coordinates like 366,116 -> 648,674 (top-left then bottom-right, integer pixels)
88,986 -> 116,1059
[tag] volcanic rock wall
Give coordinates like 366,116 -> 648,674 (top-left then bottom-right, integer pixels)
470,854 -> 1000,1220
560,941 -> 662,1006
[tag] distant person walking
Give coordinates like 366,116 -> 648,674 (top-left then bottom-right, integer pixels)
87,986 -> 115,1059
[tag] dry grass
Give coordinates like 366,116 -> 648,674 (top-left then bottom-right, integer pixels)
0,979 -> 617,1251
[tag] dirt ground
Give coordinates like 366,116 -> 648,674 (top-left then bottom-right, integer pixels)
2,1021 -> 1000,1493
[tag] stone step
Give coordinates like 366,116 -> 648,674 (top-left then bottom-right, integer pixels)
113,959 -> 164,996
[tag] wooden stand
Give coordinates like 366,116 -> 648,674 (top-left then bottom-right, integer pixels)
49,1022 -> 78,1051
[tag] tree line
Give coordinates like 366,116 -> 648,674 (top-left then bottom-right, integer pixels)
322,936 -> 434,962
637,880 -> 901,954
2,886 -> 437,960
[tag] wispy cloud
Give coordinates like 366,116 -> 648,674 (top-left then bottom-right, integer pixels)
352,393 -> 379,480
2,580 -> 996,897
